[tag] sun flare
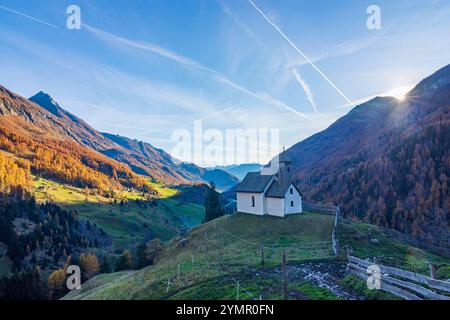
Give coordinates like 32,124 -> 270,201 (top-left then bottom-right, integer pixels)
387,85 -> 412,101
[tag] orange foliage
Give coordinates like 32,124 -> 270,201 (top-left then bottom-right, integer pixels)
0,152 -> 32,194
0,127 -> 151,193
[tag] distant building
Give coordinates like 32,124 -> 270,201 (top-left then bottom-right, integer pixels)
235,153 -> 302,217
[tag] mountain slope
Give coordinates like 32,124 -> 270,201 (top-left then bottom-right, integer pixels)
282,64 -> 450,246
100,132 -> 203,184
63,212 -> 449,300
27,91 -> 197,184
200,169 -> 239,191
63,212 -> 336,300
28,92 -> 237,187
0,86 -> 150,192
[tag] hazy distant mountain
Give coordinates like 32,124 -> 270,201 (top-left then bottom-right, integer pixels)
201,169 -> 239,191
280,64 -> 450,247
100,132 -> 205,184
1,88 -> 234,187
101,132 -> 238,189
212,163 -> 263,181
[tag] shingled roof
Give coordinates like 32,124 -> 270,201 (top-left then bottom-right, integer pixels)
235,172 -> 273,193
265,179 -> 300,198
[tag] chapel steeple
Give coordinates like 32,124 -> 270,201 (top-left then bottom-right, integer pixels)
277,146 -> 292,182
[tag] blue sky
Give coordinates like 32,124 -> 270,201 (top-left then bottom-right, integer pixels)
0,0 -> 449,166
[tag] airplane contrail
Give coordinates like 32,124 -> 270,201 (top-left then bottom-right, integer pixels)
84,23 -> 309,119
248,0 -> 355,108
292,68 -> 318,113
0,4 -> 59,28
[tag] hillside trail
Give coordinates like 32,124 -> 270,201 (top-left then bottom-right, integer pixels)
255,261 -> 364,300
288,261 -> 364,300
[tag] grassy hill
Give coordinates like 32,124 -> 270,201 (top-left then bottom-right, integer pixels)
337,219 -> 450,279
64,212 -> 337,300
33,177 -> 204,250
63,212 -> 450,300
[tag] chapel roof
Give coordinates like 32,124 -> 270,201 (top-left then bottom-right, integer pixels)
235,172 -> 273,193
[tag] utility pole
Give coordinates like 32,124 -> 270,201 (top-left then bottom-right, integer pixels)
236,281 -> 240,300
282,249 -> 287,300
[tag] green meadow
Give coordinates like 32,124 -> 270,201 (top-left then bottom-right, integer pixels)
33,177 -> 204,249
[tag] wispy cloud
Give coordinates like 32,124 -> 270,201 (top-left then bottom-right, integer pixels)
218,0 -> 261,46
248,0 -> 355,108
84,23 -> 308,119
292,68 -> 318,113
284,37 -> 374,70
83,24 -> 202,70
89,66 -> 221,115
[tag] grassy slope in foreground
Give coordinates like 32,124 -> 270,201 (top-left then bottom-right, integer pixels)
33,177 -> 204,249
63,212 -> 336,300
64,213 -> 450,300
337,220 -> 450,278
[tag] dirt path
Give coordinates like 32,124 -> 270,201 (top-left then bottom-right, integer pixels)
287,261 -> 364,300
253,260 -> 364,300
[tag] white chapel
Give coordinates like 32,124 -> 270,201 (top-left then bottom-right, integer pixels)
235,153 -> 302,217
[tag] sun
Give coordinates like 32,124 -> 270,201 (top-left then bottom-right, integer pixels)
387,85 -> 412,101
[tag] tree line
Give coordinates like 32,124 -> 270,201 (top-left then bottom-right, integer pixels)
305,117 -> 449,248
0,191 -> 164,300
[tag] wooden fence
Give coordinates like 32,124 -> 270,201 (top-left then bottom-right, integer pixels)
381,227 -> 450,258
348,254 -> 450,300
303,202 -> 340,257
303,202 -> 337,215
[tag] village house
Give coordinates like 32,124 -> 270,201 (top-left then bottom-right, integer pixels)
235,153 -> 302,217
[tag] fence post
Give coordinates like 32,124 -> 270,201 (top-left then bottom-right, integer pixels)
282,249 -> 287,300
236,281 -> 240,300
429,263 -> 437,279
346,247 -> 353,260
260,245 -> 265,266
335,239 -> 340,257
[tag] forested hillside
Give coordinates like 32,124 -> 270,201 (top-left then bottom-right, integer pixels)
0,126 -> 150,194
285,65 -> 450,247
0,194 -> 107,299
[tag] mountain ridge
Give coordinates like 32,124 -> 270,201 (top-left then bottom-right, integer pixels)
279,64 -> 450,246
0,85 -> 238,188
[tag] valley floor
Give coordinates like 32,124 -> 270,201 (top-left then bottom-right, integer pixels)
33,177 -> 204,250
